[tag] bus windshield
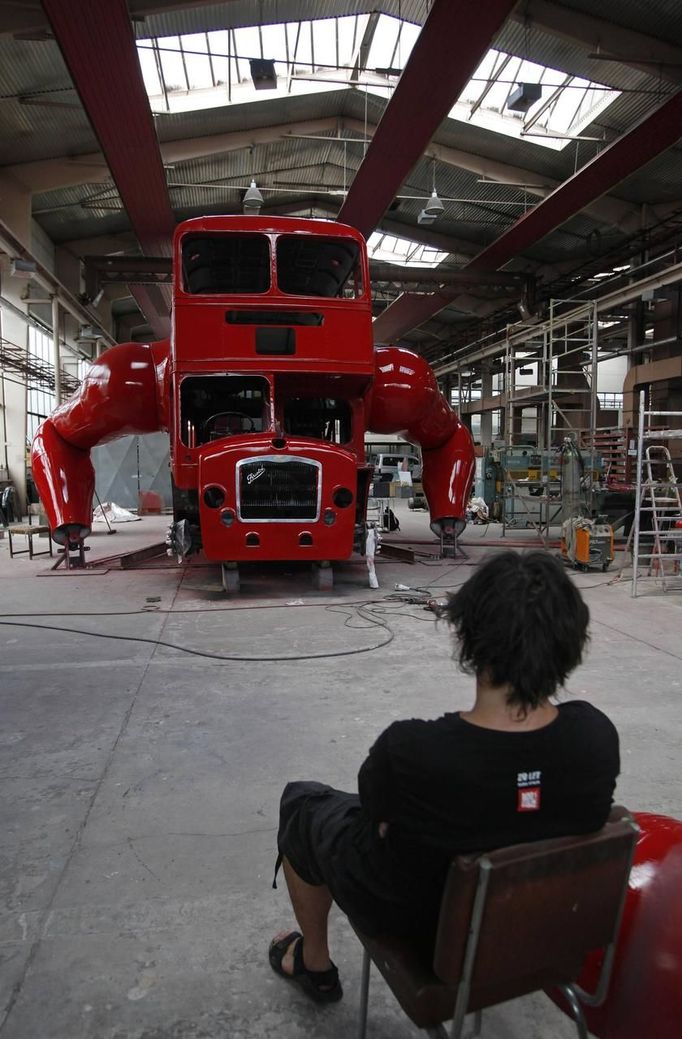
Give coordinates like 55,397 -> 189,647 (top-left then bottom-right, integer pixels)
276,235 -> 363,298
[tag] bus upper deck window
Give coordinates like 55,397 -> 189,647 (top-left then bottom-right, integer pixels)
276,236 -> 363,299
182,234 -> 270,294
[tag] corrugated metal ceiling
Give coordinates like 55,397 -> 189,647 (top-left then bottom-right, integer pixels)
564,0 -> 682,42
135,1 -> 431,40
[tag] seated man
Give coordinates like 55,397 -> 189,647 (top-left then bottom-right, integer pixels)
269,551 -> 620,1003
1,485 -> 16,525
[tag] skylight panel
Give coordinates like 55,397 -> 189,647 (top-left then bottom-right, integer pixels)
137,44 -> 162,97
260,22 -> 285,63
289,21 -> 312,70
206,29 -> 232,88
450,49 -> 620,151
158,35 -> 187,92
367,15 -> 402,70
312,19 -> 337,70
365,14 -> 420,76
181,33 -> 213,90
138,15 -> 384,113
367,231 -> 449,269
395,22 -> 420,68
137,16 -> 619,153
472,51 -> 499,83
234,25 -> 262,67
337,15 -> 363,70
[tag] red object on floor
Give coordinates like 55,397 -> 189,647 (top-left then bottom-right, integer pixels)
550,811 -> 682,1039
138,491 -> 163,515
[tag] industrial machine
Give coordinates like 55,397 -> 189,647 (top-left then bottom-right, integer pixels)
486,442 -> 610,532
407,480 -> 428,511
479,444 -> 562,529
561,515 -> 615,571
560,437 -> 614,570
31,215 -> 475,589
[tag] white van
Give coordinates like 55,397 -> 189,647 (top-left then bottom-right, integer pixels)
371,452 -> 422,483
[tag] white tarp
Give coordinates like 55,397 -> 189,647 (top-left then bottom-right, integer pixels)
92,502 -> 140,524
467,497 -> 489,523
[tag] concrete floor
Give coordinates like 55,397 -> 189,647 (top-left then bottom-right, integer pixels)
1,503 -> 681,1039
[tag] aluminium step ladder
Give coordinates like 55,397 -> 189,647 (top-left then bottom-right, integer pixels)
631,393 -> 682,596
632,445 -> 682,593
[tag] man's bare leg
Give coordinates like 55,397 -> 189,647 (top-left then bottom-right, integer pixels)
274,856 -> 333,974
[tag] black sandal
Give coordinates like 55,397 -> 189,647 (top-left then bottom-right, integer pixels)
268,931 -> 343,1003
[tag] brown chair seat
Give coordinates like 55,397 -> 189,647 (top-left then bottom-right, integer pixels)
8,523 -> 53,560
352,806 -> 638,1039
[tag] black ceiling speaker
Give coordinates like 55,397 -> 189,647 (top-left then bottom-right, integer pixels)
507,83 -> 542,113
249,59 -> 278,90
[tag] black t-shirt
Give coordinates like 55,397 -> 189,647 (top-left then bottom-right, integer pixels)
333,701 -> 619,938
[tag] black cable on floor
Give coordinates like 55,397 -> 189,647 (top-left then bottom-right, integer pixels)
0,606 -> 396,663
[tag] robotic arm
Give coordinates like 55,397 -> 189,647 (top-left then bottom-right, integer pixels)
368,346 -> 475,535
31,339 -> 170,546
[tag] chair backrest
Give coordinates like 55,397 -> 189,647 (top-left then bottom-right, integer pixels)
433,806 -> 638,1012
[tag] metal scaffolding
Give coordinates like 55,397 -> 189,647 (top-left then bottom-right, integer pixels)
501,299 -> 599,540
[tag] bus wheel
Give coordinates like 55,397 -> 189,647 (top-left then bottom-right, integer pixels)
312,561 -> 333,591
221,562 -> 240,593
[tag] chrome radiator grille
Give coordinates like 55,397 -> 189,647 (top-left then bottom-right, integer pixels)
237,456 -> 320,521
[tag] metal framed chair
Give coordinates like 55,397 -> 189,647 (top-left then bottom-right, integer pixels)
352,806 -> 638,1039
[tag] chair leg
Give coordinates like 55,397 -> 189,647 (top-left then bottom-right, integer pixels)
448,981 -> 470,1039
357,948 -> 371,1039
444,1009 -> 480,1039
557,984 -> 589,1039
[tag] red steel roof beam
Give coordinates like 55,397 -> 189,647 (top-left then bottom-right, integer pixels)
337,0 -> 519,239
374,88 -> 682,343
41,0 -> 175,338
468,90 -> 682,272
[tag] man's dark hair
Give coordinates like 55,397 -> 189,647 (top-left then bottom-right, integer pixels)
444,551 -> 589,710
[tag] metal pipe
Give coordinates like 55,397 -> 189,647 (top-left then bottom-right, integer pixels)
627,334 -> 682,354
589,300 -> 599,515
52,295 -> 61,407
631,389 -> 646,597
435,259 -> 682,376
0,342 -> 9,476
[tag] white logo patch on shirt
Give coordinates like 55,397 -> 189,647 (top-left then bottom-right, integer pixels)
516,770 -> 542,812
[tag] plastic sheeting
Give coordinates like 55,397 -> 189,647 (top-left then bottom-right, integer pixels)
92,501 -> 140,524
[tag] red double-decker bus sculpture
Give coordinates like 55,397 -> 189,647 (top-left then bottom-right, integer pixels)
32,216 -> 475,589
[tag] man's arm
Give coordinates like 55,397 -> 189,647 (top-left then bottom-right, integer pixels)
358,726 -> 397,833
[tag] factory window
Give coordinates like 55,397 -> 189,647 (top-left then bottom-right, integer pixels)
26,324 -> 56,440
181,234 -> 270,294
276,236 -> 363,299
180,375 -> 270,447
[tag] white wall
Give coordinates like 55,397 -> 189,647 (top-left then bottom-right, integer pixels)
0,292 -> 29,508
30,219 -> 56,274
597,354 -> 628,394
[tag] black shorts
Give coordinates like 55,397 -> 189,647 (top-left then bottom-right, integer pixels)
276,780 -> 361,888
275,780 -> 439,945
